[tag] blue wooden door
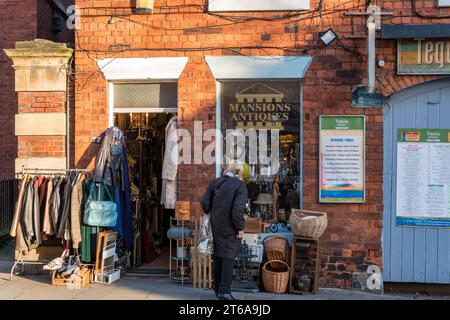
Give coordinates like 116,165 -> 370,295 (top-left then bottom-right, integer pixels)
383,78 -> 450,283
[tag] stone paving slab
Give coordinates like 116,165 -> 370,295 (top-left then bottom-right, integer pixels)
1,240 -> 448,301
0,274 -> 409,300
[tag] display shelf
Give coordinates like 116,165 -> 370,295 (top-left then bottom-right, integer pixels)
170,275 -> 192,282
171,217 -> 191,221
168,215 -> 193,286
289,236 -> 321,295
171,256 -> 190,261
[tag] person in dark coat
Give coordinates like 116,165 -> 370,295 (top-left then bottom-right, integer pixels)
201,164 -> 248,300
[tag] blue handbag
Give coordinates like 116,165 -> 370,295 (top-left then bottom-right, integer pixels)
84,183 -> 118,227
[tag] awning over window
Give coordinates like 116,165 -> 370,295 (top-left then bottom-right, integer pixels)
205,56 -> 312,80
381,24 -> 450,39
97,57 -> 189,80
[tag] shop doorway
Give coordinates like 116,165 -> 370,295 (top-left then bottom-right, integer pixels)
110,81 -> 179,274
383,78 -> 450,284
114,112 -> 177,273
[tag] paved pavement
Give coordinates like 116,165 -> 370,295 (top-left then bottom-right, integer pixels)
0,239 -> 448,300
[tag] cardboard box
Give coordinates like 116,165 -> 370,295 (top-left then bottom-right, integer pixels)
244,217 -> 262,233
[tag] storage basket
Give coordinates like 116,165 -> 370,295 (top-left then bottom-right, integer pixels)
263,235 -> 288,262
262,260 -> 290,293
290,209 -> 328,239
51,266 -> 92,287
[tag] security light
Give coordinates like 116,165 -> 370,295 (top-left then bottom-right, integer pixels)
319,28 -> 337,46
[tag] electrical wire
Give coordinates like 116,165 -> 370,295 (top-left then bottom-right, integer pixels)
71,0 -> 366,89
411,0 -> 450,18
111,3 -> 361,33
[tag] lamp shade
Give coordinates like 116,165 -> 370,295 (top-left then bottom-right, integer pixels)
136,0 -> 154,13
254,193 -> 273,205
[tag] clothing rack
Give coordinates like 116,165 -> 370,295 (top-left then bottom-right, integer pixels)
10,167 -> 94,280
20,167 -> 93,175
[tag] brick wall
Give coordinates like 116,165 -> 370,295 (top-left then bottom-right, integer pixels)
1,0 -> 74,180
37,0 -> 75,44
0,0 -> 38,180
16,91 -> 66,160
73,0 -> 450,288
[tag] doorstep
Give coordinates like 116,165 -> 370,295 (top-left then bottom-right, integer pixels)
124,268 -> 170,277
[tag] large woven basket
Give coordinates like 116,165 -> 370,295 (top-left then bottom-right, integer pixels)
262,260 -> 290,293
290,209 -> 328,239
263,236 -> 288,262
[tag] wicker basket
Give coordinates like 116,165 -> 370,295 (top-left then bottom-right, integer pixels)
262,260 -> 290,293
263,236 -> 288,262
290,209 -> 328,239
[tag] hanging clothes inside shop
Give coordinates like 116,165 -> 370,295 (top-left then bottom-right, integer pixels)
93,126 -> 134,247
113,112 -> 177,270
161,115 -> 178,210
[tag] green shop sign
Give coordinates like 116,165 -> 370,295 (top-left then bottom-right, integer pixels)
398,38 -> 450,75
320,116 -> 365,131
398,128 -> 450,143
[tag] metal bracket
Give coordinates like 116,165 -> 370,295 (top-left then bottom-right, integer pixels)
345,5 -> 394,32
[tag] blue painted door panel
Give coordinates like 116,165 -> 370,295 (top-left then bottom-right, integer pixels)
383,78 -> 450,283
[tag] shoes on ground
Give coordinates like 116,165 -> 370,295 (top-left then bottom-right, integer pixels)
43,257 -> 65,271
218,293 -> 237,300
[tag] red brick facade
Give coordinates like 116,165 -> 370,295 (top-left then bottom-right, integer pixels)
0,0 -> 73,180
16,91 -> 67,159
72,0 -> 450,287
0,0 -> 36,180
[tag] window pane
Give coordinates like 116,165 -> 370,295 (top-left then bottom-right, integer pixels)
220,81 -> 301,220
114,83 -> 177,109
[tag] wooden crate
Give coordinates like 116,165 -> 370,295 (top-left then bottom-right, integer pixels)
191,216 -> 212,289
51,267 -> 92,287
289,236 -> 321,295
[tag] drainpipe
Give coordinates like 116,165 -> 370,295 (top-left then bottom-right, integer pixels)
66,56 -> 73,169
367,15 -> 376,95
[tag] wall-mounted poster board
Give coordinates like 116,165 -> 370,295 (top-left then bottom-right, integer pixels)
319,116 -> 365,203
396,128 -> 450,228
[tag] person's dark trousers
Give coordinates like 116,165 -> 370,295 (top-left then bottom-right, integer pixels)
214,256 -> 235,294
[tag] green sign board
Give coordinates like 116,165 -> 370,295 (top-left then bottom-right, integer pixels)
398,128 -> 450,143
398,38 -> 450,75
319,116 -> 365,203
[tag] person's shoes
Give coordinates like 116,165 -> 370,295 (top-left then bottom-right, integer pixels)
218,293 -> 237,300
43,257 -> 65,271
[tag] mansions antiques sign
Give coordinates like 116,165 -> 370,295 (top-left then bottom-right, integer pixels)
396,128 -> 450,228
398,38 -> 450,74
221,82 -> 300,132
319,116 -> 365,203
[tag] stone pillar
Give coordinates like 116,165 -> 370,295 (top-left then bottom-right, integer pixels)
4,39 -> 73,174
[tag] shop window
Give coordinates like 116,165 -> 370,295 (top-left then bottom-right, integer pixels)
220,81 -> 301,221
113,83 -> 177,110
